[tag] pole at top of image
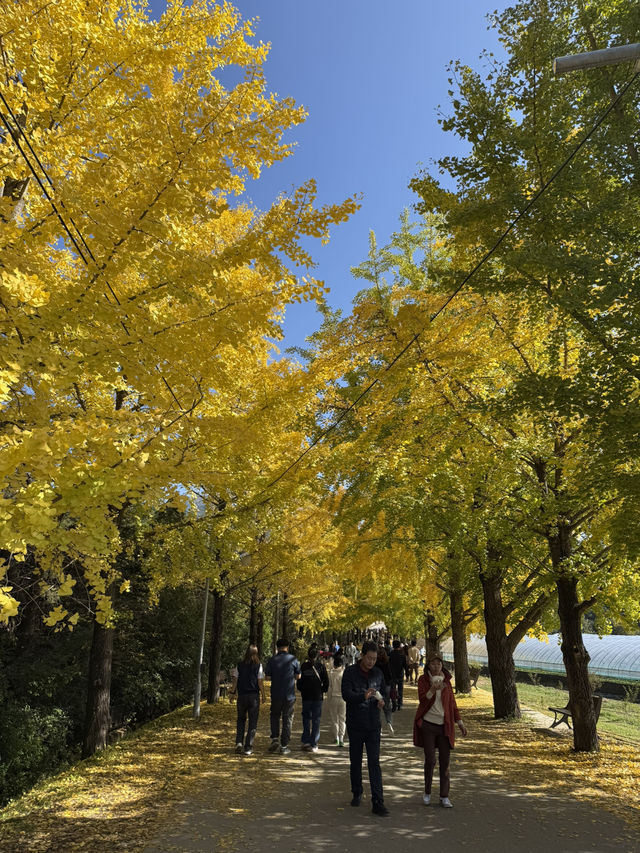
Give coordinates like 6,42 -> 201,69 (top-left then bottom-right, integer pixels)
554,43 -> 640,76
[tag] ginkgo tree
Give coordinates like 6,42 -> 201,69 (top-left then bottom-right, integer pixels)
0,0 -> 359,757
0,0 -> 357,627
302,206 -> 639,746
408,0 -> 640,751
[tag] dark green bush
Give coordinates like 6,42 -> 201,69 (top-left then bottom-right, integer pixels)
0,703 -> 75,805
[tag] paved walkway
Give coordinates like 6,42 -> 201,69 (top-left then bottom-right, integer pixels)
145,694 -> 639,853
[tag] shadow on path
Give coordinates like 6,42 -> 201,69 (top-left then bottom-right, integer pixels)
144,691 -> 639,853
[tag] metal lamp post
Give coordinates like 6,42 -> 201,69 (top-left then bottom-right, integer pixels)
554,43 -> 640,76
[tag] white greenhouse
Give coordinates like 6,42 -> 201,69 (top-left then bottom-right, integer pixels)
440,634 -> 640,683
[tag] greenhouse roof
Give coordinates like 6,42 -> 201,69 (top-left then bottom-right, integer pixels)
441,634 -> 640,683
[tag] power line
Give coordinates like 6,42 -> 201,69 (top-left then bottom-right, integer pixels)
0,89 -> 188,408
3,68 -> 638,508
251,69 -> 640,503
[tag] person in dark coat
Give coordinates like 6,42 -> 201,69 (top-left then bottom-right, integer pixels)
341,640 -> 389,817
265,638 -> 301,755
297,646 -> 329,751
229,644 -> 266,755
388,639 -> 406,711
376,645 -> 394,734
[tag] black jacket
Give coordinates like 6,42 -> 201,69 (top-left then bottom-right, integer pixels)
388,649 -> 406,679
341,662 -> 385,730
297,659 -> 329,700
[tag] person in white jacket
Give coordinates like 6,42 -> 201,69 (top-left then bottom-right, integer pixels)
326,653 -> 347,747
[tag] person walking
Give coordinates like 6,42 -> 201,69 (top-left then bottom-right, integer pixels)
297,646 -> 329,751
413,651 -> 467,808
326,652 -> 347,747
388,639 -> 406,711
376,645 -> 394,735
407,639 -> 420,684
229,644 -> 266,755
344,640 -> 358,666
341,640 -> 389,817
264,638 -> 301,755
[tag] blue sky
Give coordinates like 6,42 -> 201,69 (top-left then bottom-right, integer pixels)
150,1 -> 511,350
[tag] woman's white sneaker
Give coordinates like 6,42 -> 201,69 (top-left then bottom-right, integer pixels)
440,797 -> 453,808
422,794 -> 431,805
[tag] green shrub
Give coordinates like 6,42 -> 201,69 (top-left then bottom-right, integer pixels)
0,704 -> 75,805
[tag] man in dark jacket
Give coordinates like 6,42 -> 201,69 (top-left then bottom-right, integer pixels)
388,639 -> 406,711
341,640 -> 389,816
297,647 -> 329,751
265,638 -> 301,755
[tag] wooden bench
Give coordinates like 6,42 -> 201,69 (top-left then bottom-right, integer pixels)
548,694 -> 602,729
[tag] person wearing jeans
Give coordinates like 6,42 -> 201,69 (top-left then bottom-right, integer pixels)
269,695 -> 296,751
229,644 -> 266,755
297,647 -> 329,750
413,652 -> 467,807
265,638 -> 301,754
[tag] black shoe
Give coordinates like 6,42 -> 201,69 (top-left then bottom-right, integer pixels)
350,795 -> 362,807
372,802 -> 389,817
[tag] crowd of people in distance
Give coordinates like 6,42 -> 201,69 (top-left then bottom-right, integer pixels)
227,635 -> 467,817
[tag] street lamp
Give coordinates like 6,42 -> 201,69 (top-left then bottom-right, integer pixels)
554,43 -> 640,76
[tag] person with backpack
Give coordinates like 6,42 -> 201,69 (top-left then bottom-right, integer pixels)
229,644 -> 266,755
297,646 -> 329,751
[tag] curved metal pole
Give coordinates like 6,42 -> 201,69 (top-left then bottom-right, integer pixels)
554,43 -> 640,76
193,577 -> 210,719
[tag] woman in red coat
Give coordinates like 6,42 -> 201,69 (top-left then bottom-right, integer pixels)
413,651 -> 467,807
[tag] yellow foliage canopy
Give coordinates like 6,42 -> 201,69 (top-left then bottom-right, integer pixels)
0,0 -> 357,624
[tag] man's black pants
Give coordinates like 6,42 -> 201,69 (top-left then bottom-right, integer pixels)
270,696 -> 295,746
347,726 -> 383,804
391,676 -> 403,710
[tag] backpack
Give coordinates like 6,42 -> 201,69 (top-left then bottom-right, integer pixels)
297,660 -> 323,694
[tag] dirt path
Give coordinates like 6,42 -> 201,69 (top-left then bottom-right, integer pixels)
144,690 -> 639,853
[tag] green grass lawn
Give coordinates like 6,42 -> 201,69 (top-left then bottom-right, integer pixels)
475,676 -> 640,742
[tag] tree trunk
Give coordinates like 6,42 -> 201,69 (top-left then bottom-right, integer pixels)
424,608 -> 439,654
557,573 -> 599,752
281,592 -> 290,642
5,549 -> 41,650
272,591 -> 281,653
249,586 -> 258,645
256,606 -> 264,659
546,519 -> 598,752
480,554 -> 520,719
82,618 -> 114,757
449,586 -> 471,693
206,589 -> 225,704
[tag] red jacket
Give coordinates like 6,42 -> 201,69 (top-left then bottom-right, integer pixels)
413,669 -> 461,749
